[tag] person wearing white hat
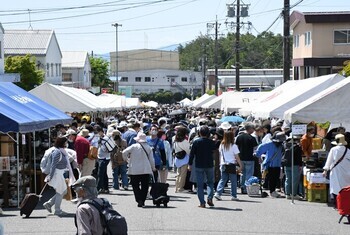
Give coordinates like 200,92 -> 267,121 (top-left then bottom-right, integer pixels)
122,133 -> 156,207
323,134 -> 350,208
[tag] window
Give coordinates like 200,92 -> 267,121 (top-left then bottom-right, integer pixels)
145,77 -> 151,82
152,77 -> 154,82
62,73 -> 72,82
334,30 -> 349,44
181,77 -> 188,82
59,64 -> 61,76
46,63 -> 50,77
51,63 -> 54,77
304,32 -> 311,46
0,41 -> 2,58
135,77 -> 141,82
120,77 -> 128,82
56,64 -> 58,76
293,34 -> 300,47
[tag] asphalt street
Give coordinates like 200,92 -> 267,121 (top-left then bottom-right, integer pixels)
0,166 -> 349,235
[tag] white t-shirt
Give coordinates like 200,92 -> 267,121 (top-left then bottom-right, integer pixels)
219,144 -> 240,165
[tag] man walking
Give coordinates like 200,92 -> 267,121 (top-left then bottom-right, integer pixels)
189,125 -> 216,208
235,122 -> 258,194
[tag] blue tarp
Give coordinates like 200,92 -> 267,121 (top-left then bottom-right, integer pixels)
0,82 -> 72,133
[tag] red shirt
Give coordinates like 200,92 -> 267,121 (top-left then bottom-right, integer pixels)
74,136 -> 90,164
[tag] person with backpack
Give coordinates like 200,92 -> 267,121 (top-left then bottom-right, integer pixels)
43,135 -> 75,216
73,176 -> 128,235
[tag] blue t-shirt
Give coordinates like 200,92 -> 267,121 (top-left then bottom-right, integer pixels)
146,137 -> 165,166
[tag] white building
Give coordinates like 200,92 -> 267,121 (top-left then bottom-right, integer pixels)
4,29 -> 62,84
117,69 -> 202,95
0,23 -> 4,74
61,51 -> 91,89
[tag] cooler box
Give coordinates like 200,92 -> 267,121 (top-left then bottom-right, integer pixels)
307,183 -> 328,203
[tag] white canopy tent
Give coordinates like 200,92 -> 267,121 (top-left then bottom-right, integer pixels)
30,83 -> 99,113
125,97 -> 141,108
179,98 -> 193,107
192,94 -> 217,108
143,100 -> 158,108
252,74 -> 345,119
201,95 -> 223,109
283,77 -> 350,124
97,93 -> 124,110
222,91 -> 267,113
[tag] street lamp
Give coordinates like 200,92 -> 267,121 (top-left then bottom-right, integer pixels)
112,23 -> 122,93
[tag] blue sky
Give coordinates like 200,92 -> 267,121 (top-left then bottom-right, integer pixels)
1,0 -> 349,53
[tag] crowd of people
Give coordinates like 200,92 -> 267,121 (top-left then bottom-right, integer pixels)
39,106 -> 350,233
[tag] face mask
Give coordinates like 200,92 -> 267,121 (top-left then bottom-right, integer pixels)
68,139 -> 73,143
151,130 -> 157,135
308,134 -> 314,138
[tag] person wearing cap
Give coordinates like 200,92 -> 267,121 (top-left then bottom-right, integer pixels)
122,122 -> 138,147
43,136 -> 76,216
96,127 -> 111,194
73,176 -> 104,235
122,132 -> 156,207
255,132 -> 286,198
110,130 -> 128,190
66,129 -> 78,150
235,122 -> 258,194
323,134 -> 350,208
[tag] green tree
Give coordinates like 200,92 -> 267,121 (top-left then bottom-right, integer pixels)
89,56 -> 110,87
5,55 -> 44,91
342,60 -> 350,77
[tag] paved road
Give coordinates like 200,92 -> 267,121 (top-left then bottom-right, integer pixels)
1,168 -> 349,235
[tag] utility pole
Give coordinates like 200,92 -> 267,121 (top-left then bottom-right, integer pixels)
112,23 -> 122,93
235,0 -> 240,91
201,44 -> 207,95
226,1 -> 250,92
283,0 -> 290,82
207,17 -> 221,96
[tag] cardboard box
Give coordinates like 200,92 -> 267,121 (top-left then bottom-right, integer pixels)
307,183 -> 327,190
312,138 -> 322,150
308,172 -> 329,184
308,188 -> 328,203
1,143 -> 14,156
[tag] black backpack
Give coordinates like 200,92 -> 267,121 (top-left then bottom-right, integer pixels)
78,198 -> 128,235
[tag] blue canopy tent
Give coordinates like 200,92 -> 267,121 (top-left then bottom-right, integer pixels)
0,82 -> 72,206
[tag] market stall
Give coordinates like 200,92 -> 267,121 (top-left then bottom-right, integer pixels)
0,82 -> 71,207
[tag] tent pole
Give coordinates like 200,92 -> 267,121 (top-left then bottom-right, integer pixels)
33,131 -> 37,194
48,128 -> 51,147
291,129 -> 295,204
16,132 -> 20,208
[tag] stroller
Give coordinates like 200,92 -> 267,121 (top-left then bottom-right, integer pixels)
150,182 -> 170,207
337,185 -> 350,223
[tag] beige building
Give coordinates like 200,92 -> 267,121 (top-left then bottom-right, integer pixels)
290,11 -> 350,80
110,49 -> 179,73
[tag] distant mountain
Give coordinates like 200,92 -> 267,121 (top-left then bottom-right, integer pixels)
157,44 -> 180,51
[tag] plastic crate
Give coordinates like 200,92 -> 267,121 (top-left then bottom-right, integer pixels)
308,188 -> 328,203
307,183 -> 326,190
246,184 -> 261,197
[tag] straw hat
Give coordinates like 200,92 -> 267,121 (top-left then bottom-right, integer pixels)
331,134 -> 347,146
133,132 -> 147,143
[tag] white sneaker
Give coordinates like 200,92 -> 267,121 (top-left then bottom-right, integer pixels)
231,197 -> 239,201
214,194 -> 222,201
270,191 -> 281,198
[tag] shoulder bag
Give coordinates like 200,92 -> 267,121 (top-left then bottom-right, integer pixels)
221,148 -> 236,174
173,142 -> 187,160
326,147 -> 348,180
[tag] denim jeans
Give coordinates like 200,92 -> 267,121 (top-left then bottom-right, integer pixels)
284,166 -> 301,196
240,161 -> 255,191
113,163 -> 128,189
97,159 -> 110,191
195,167 -> 214,205
216,165 -> 238,198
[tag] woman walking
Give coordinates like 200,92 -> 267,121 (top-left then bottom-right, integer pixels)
173,126 -> 190,193
214,131 -> 243,201
43,135 -> 75,216
123,132 -> 156,207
